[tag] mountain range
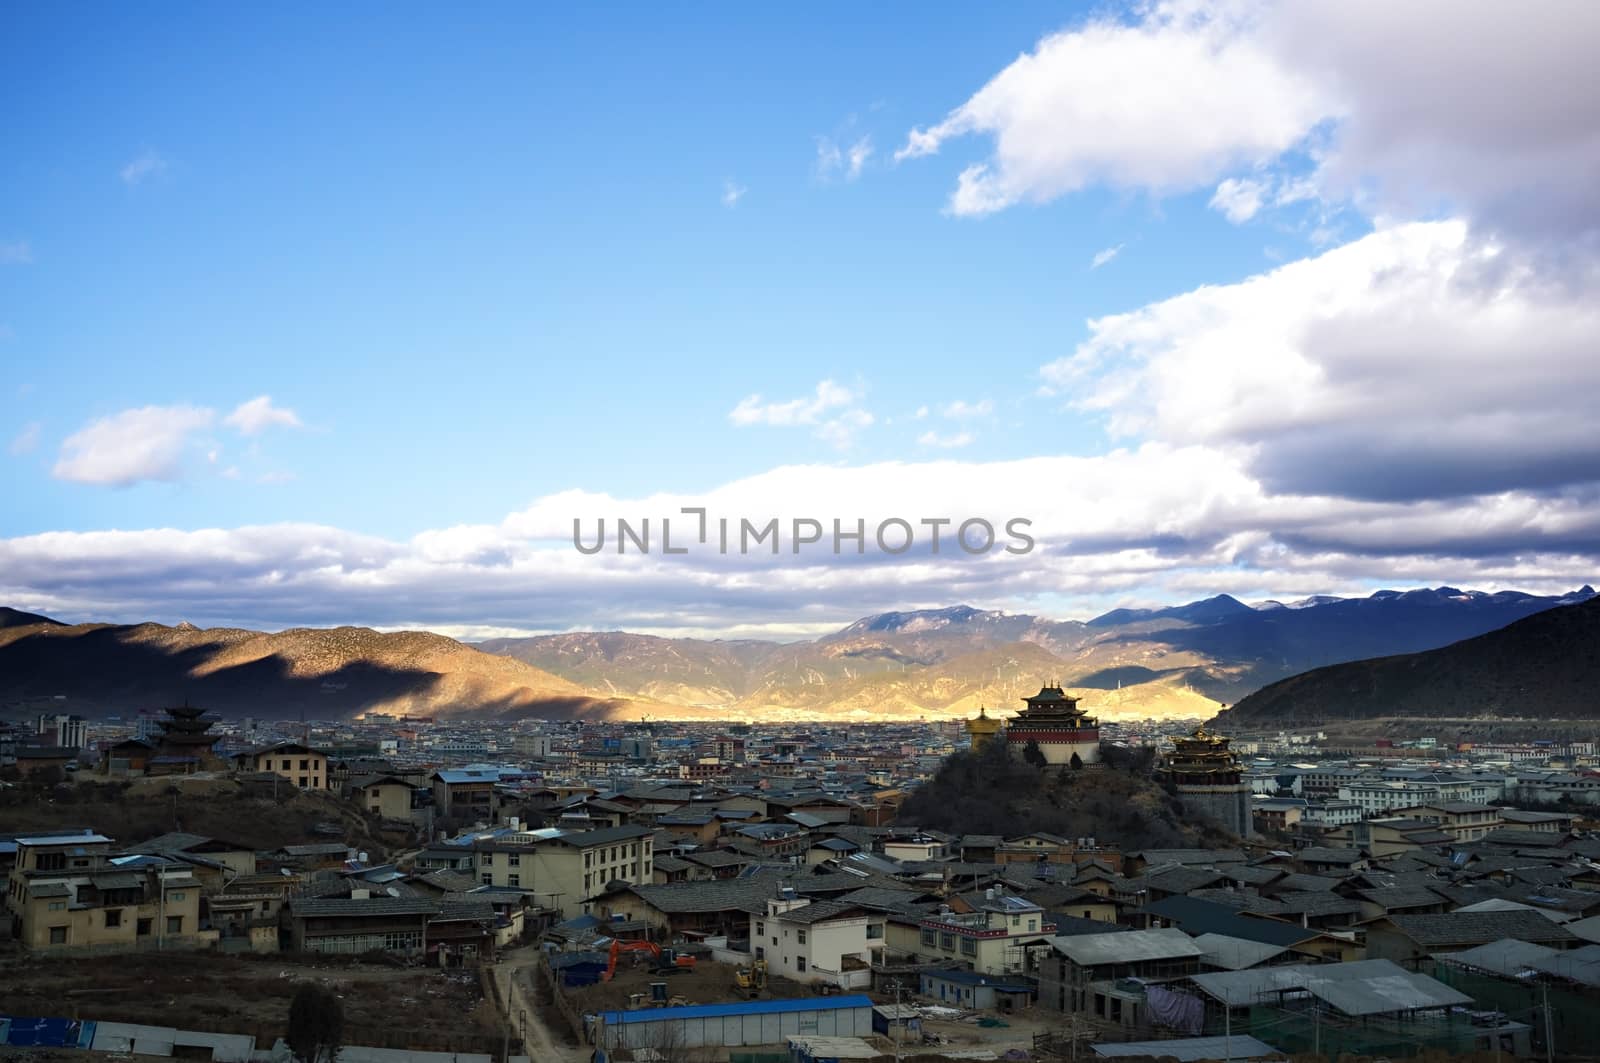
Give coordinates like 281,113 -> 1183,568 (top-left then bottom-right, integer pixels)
1219,593 -> 1600,726
1,584 -> 1591,723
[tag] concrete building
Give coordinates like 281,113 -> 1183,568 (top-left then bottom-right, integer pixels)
750,889 -> 885,989
351,774 -> 423,822
233,742 -> 328,790
920,969 -> 1036,1011
5,834 -> 209,951
910,893 -> 1055,975
1038,928 -> 1204,1022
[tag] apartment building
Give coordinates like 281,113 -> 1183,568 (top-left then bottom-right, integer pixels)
903,893 -> 1055,976
451,824 -> 654,919
1391,802 -> 1504,843
5,834 -> 208,951
750,890 -> 885,989
233,742 -> 328,790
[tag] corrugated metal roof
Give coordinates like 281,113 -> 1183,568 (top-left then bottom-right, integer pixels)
596,994 -> 873,1025
1052,928 -> 1202,965
1093,1035 -> 1280,1061
1438,938 -> 1558,979
17,833 -> 113,847
1191,933 -> 1295,971
1191,959 -> 1471,1015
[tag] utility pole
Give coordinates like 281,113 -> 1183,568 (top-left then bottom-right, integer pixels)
893,981 -> 904,1063
1542,981 -> 1554,1063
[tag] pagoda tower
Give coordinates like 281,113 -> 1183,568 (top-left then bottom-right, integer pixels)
151,704 -> 224,769
965,705 -> 1003,751
1005,684 -> 1100,766
1157,725 -> 1254,836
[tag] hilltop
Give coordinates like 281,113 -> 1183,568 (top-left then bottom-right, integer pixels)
895,739 -> 1235,848
1219,594 -> 1600,726
0,616 -> 638,721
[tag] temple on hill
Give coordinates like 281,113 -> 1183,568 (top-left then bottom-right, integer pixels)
151,703 -> 226,771
1005,684 -> 1100,766
1156,724 -> 1254,837
965,705 -> 1003,751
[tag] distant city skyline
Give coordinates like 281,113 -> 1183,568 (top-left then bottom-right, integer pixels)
4,3 -> 1598,638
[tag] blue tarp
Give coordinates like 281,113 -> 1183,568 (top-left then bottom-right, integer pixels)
1,1016 -> 98,1048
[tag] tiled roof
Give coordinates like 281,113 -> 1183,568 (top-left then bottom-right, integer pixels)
1387,909 -> 1578,947
290,897 -> 439,918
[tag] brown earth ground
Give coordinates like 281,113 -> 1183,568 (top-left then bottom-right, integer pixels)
0,951 -> 498,1054
0,773 -> 393,858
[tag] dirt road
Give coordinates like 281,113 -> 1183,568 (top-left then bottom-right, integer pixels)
493,946 -> 588,1063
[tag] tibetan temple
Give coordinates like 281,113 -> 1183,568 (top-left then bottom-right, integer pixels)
1156,724 -> 1254,836
964,705 -> 1003,751
1004,684 -> 1101,766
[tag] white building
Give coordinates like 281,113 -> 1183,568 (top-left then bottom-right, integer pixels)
749,889 -> 885,990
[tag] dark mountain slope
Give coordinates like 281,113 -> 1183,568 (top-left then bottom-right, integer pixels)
1219,596 -> 1600,725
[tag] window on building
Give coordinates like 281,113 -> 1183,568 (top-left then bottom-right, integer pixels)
167,916 -> 183,934
756,921 -> 765,937
961,936 -> 976,956
283,760 -> 293,770
940,932 -> 955,950
298,777 -> 308,788
796,957 -> 806,972
49,926 -> 67,944
508,853 -> 520,866
48,901 -> 65,911
300,759 -> 309,770
171,892 -> 186,902
866,923 -> 883,939
482,874 -> 493,885
105,909 -> 122,928
508,875 -> 520,887
137,918 -> 152,936
36,852 -> 66,871
797,930 -> 807,945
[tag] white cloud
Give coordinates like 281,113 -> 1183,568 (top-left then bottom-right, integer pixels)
847,136 -> 874,179
897,1 -> 1600,250
224,395 -> 302,435
0,241 -> 32,265
816,409 -> 875,450
1045,219 -> 1600,501
53,405 -> 215,487
1090,244 -> 1124,269
817,135 -> 874,182
897,4 -> 1330,215
120,150 -> 168,185
730,380 -> 856,427
730,380 -> 872,449
6,446 -> 1597,637
940,399 -> 994,420
721,180 -> 747,208
918,430 -> 976,449
1209,177 -> 1267,222
8,422 -> 40,456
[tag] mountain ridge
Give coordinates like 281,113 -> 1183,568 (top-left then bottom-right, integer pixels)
1219,594 -> 1600,725
4,584 -> 1591,723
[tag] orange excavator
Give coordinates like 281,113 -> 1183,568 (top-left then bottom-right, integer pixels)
601,940 -> 697,981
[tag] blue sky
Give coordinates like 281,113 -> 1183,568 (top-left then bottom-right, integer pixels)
3,2 -> 1597,636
